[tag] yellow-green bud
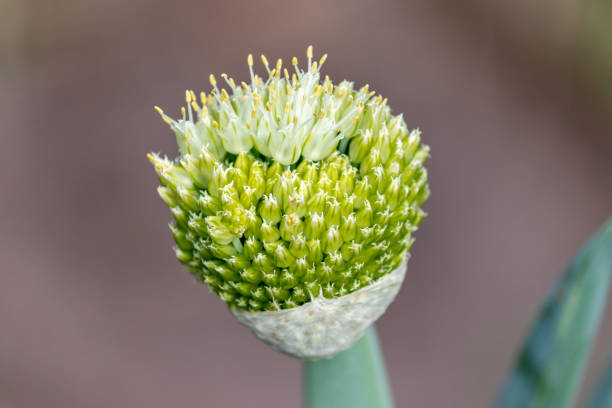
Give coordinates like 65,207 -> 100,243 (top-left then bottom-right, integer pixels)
208,165 -> 227,198
205,215 -> 236,245
259,193 -> 281,224
305,212 -> 325,239
280,213 -> 303,241
157,186 -> 179,208
260,221 -> 280,243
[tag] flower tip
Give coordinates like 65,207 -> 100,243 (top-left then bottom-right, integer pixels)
306,45 -> 313,59
147,153 -> 163,168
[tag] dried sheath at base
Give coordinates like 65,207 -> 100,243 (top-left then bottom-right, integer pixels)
231,258 -> 408,360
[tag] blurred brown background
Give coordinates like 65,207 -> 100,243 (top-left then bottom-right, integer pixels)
1,0 -> 611,407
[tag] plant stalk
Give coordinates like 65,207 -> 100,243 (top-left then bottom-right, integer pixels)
303,325 -> 394,408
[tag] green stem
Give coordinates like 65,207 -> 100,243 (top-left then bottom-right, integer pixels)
303,325 -> 394,408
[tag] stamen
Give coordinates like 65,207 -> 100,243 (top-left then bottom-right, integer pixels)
261,54 -> 270,73
306,45 -> 313,71
247,54 -> 255,86
311,61 -> 318,73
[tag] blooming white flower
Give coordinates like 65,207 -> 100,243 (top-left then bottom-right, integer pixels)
154,46 -> 372,165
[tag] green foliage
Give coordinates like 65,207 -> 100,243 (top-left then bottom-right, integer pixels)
495,217 -> 612,408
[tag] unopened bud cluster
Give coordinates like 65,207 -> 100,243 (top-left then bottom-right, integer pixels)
149,46 -> 429,312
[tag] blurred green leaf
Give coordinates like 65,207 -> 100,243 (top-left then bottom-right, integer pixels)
585,358 -> 612,408
494,217 -> 612,408
304,326 -> 394,408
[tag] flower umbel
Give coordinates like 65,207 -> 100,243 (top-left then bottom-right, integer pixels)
148,46 -> 429,313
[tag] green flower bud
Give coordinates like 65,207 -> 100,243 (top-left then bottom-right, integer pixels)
174,247 -> 192,264
235,151 -> 252,174
227,167 -> 247,193
240,266 -> 262,285
323,225 -> 343,252
279,269 -> 297,289
285,190 -> 307,217
261,269 -> 279,287
341,213 -> 358,241
205,260 -> 239,282
248,162 -> 266,200
307,190 -> 327,214
355,201 -> 373,228
268,241 -> 295,268
243,235 -> 262,258
198,150 -> 218,185
170,206 -> 188,228
176,186 -> 199,212
157,186 -> 179,208
353,179 -> 371,207
205,215 -> 236,245
306,239 -> 324,263
207,241 -> 238,259
207,165 -> 227,199
296,161 -> 318,189
289,285 -> 309,304
305,212 -> 325,239
233,281 -> 256,297
169,223 -> 193,250
260,221 -> 280,243
148,47 -> 430,359
273,169 -> 296,209
338,166 -> 355,195
258,194 -> 281,224
181,155 -> 208,188
348,129 -> 373,163
197,191 -> 220,215
253,252 -> 274,272
339,194 -> 356,217
280,213 -> 304,241
292,254 -> 309,274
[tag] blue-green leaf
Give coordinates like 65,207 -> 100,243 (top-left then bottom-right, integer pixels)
494,217 -> 612,408
304,326 -> 394,408
585,358 -> 612,408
